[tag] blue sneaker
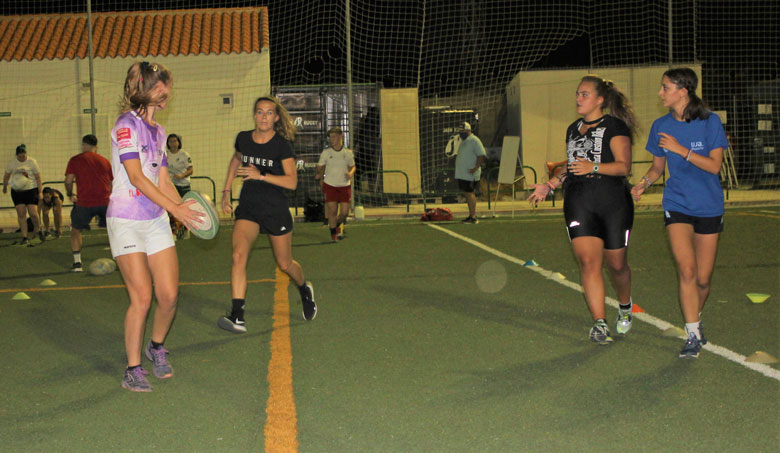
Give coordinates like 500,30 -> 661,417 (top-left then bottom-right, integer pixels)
679,333 -> 702,359
121,366 -> 152,392
144,341 -> 173,378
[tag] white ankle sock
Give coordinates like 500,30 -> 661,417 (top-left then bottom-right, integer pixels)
685,322 -> 701,339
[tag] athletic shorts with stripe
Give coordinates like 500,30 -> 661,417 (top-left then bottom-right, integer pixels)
235,201 -> 293,236
563,177 -> 634,250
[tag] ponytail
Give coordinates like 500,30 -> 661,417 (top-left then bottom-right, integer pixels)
663,67 -> 710,122
580,75 -> 638,140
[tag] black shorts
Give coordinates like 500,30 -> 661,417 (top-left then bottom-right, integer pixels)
71,205 -> 108,230
563,177 -> 634,250
457,178 -> 479,193
11,188 -> 38,206
664,210 -> 724,234
175,185 -> 190,198
235,201 -> 293,236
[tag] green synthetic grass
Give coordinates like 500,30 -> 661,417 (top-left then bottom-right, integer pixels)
1,207 -> 778,451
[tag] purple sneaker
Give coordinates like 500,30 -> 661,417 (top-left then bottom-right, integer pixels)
121,367 -> 152,392
144,341 -> 173,379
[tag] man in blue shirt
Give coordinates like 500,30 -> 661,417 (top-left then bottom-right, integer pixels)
454,122 -> 486,223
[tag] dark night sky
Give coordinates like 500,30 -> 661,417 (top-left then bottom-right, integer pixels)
2,1 -> 778,103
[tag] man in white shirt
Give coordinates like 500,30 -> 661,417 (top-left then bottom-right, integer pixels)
454,122 -> 486,224
315,127 -> 355,241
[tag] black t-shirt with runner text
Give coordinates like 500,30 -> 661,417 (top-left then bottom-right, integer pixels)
234,131 -> 296,209
564,114 -> 630,183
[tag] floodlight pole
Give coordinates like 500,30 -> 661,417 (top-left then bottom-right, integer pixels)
345,0 -> 354,147
346,0 -> 355,208
667,0 -> 673,65
86,0 -> 97,135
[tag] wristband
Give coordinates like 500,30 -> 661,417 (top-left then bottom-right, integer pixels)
641,175 -> 651,188
545,181 -> 556,194
685,149 -> 692,161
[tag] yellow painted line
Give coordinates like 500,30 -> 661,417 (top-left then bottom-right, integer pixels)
734,212 -> 780,220
264,267 -> 298,452
0,278 -> 274,294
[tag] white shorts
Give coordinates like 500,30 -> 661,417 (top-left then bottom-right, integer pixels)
107,213 -> 175,258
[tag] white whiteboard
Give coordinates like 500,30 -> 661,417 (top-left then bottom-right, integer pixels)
497,136 -> 521,184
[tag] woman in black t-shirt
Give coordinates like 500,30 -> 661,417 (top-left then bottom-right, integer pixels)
218,96 -> 317,333
528,75 -> 638,345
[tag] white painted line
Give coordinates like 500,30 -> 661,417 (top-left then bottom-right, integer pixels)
427,223 -> 780,382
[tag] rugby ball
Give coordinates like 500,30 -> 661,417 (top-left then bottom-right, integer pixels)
182,191 -> 219,240
89,258 -> 116,276
10,173 -> 30,191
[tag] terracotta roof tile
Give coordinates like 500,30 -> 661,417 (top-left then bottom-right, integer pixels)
0,7 -> 268,62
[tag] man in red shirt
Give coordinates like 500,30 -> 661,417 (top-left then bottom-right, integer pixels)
65,135 -> 113,272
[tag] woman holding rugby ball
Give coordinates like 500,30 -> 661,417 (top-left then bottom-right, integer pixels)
108,62 -> 202,392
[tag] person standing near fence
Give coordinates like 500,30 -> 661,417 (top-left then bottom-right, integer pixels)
315,126 -> 355,241
166,133 -> 193,239
65,134 -> 113,272
3,144 -> 43,246
631,67 -> 728,359
454,122 -> 486,224
528,75 -> 638,345
39,187 -> 64,238
108,62 -> 202,392
218,96 -> 317,334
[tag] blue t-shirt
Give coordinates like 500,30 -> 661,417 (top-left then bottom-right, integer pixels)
455,134 -> 486,181
645,112 -> 729,217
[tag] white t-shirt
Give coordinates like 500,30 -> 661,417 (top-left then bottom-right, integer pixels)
317,147 -> 355,187
167,150 -> 192,187
5,157 -> 40,191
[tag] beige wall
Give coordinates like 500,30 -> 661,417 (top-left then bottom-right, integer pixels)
506,65 -> 702,185
381,88 -> 422,194
0,51 -> 270,221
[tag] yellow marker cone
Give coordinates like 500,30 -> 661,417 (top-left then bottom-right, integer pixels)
39,279 -> 57,287
12,292 -> 30,300
662,326 -> 687,338
745,351 -> 779,364
746,293 -> 770,304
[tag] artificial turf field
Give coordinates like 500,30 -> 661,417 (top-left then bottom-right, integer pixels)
1,206 -> 778,452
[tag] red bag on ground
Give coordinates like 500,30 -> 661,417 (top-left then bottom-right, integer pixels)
420,207 -> 453,221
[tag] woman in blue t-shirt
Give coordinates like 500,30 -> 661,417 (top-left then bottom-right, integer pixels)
632,67 -> 729,359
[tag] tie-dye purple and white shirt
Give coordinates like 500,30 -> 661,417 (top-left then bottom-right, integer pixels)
107,110 -> 168,220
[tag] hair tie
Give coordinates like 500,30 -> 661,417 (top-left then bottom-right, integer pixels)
152,64 -> 158,72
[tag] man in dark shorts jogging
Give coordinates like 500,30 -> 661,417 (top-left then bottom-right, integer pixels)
65,135 -> 113,272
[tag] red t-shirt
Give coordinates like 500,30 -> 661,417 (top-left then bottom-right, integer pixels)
65,152 -> 113,207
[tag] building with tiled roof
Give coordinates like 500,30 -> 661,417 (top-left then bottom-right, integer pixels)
0,8 -> 269,61
0,7 -> 271,213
